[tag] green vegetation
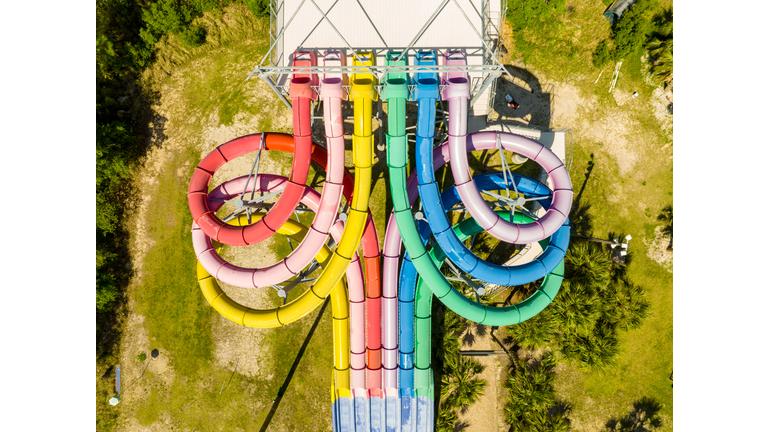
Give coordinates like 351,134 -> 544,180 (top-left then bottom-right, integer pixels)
647,8 -> 673,86
592,40 -> 612,68
504,351 -> 572,432
433,309 -> 487,431
505,0 -> 585,80
505,241 -> 650,371
96,0 -> 273,362
611,0 -> 659,60
590,1 -> 673,87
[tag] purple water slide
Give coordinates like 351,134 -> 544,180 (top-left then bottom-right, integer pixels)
446,113 -> 573,244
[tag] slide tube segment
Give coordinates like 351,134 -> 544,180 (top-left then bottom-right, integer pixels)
188,57 -> 316,247
349,51 -> 381,396
447,126 -> 573,245
322,50 -> 369,393
382,50 -> 410,393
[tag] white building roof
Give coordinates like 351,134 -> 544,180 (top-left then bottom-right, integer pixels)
275,0 -> 496,66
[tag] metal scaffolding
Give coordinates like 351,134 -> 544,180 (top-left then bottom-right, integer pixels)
248,0 -> 510,116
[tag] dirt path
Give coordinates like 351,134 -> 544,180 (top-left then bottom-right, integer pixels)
455,324 -> 509,431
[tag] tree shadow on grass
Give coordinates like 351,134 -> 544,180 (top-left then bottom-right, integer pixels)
570,153 -> 596,235
604,396 -> 664,432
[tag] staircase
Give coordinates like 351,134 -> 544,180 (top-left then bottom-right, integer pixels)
471,0 -> 506,117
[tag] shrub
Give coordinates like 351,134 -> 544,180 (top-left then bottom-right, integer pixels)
593,40 -> 612,68
243,0 -> 270,18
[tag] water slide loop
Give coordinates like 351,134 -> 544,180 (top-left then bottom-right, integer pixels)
188,52 -> 321,247
448,129 -> 573,244
195,174 -> 360,328
437,50 -> 571,245
188,133 -> 312,247
418,60 -> 567,285
191,137 -> 379,294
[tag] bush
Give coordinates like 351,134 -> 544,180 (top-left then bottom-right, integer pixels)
593,40 -> 612,68
243,0 -> 270,18
504,241 -> 650,372
178,24 -> 207,47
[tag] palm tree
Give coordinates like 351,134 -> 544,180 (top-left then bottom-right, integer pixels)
549,280 -> 599,334
657,205 -> 673,250
605,396 -> 664,431
435,309 -> 468,366
647,8 -> 673,87
504,352 -> 571,431
441,356 -> 487,412
504,355 -> 555,418
565,240 -> 613,292
505,308 -> 558,350
560,318 -> 620,371
602,277 -> 650,331
435,403 -> 459,432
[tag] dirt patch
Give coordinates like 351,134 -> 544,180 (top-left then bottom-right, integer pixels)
583,108 -> 640,176
118,414 -> 176,432
644,226 -> 673,273
650,86 -> 673,132
611,88 -> 634,107
210,245 -> 279,379
551,82 -> 596,128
